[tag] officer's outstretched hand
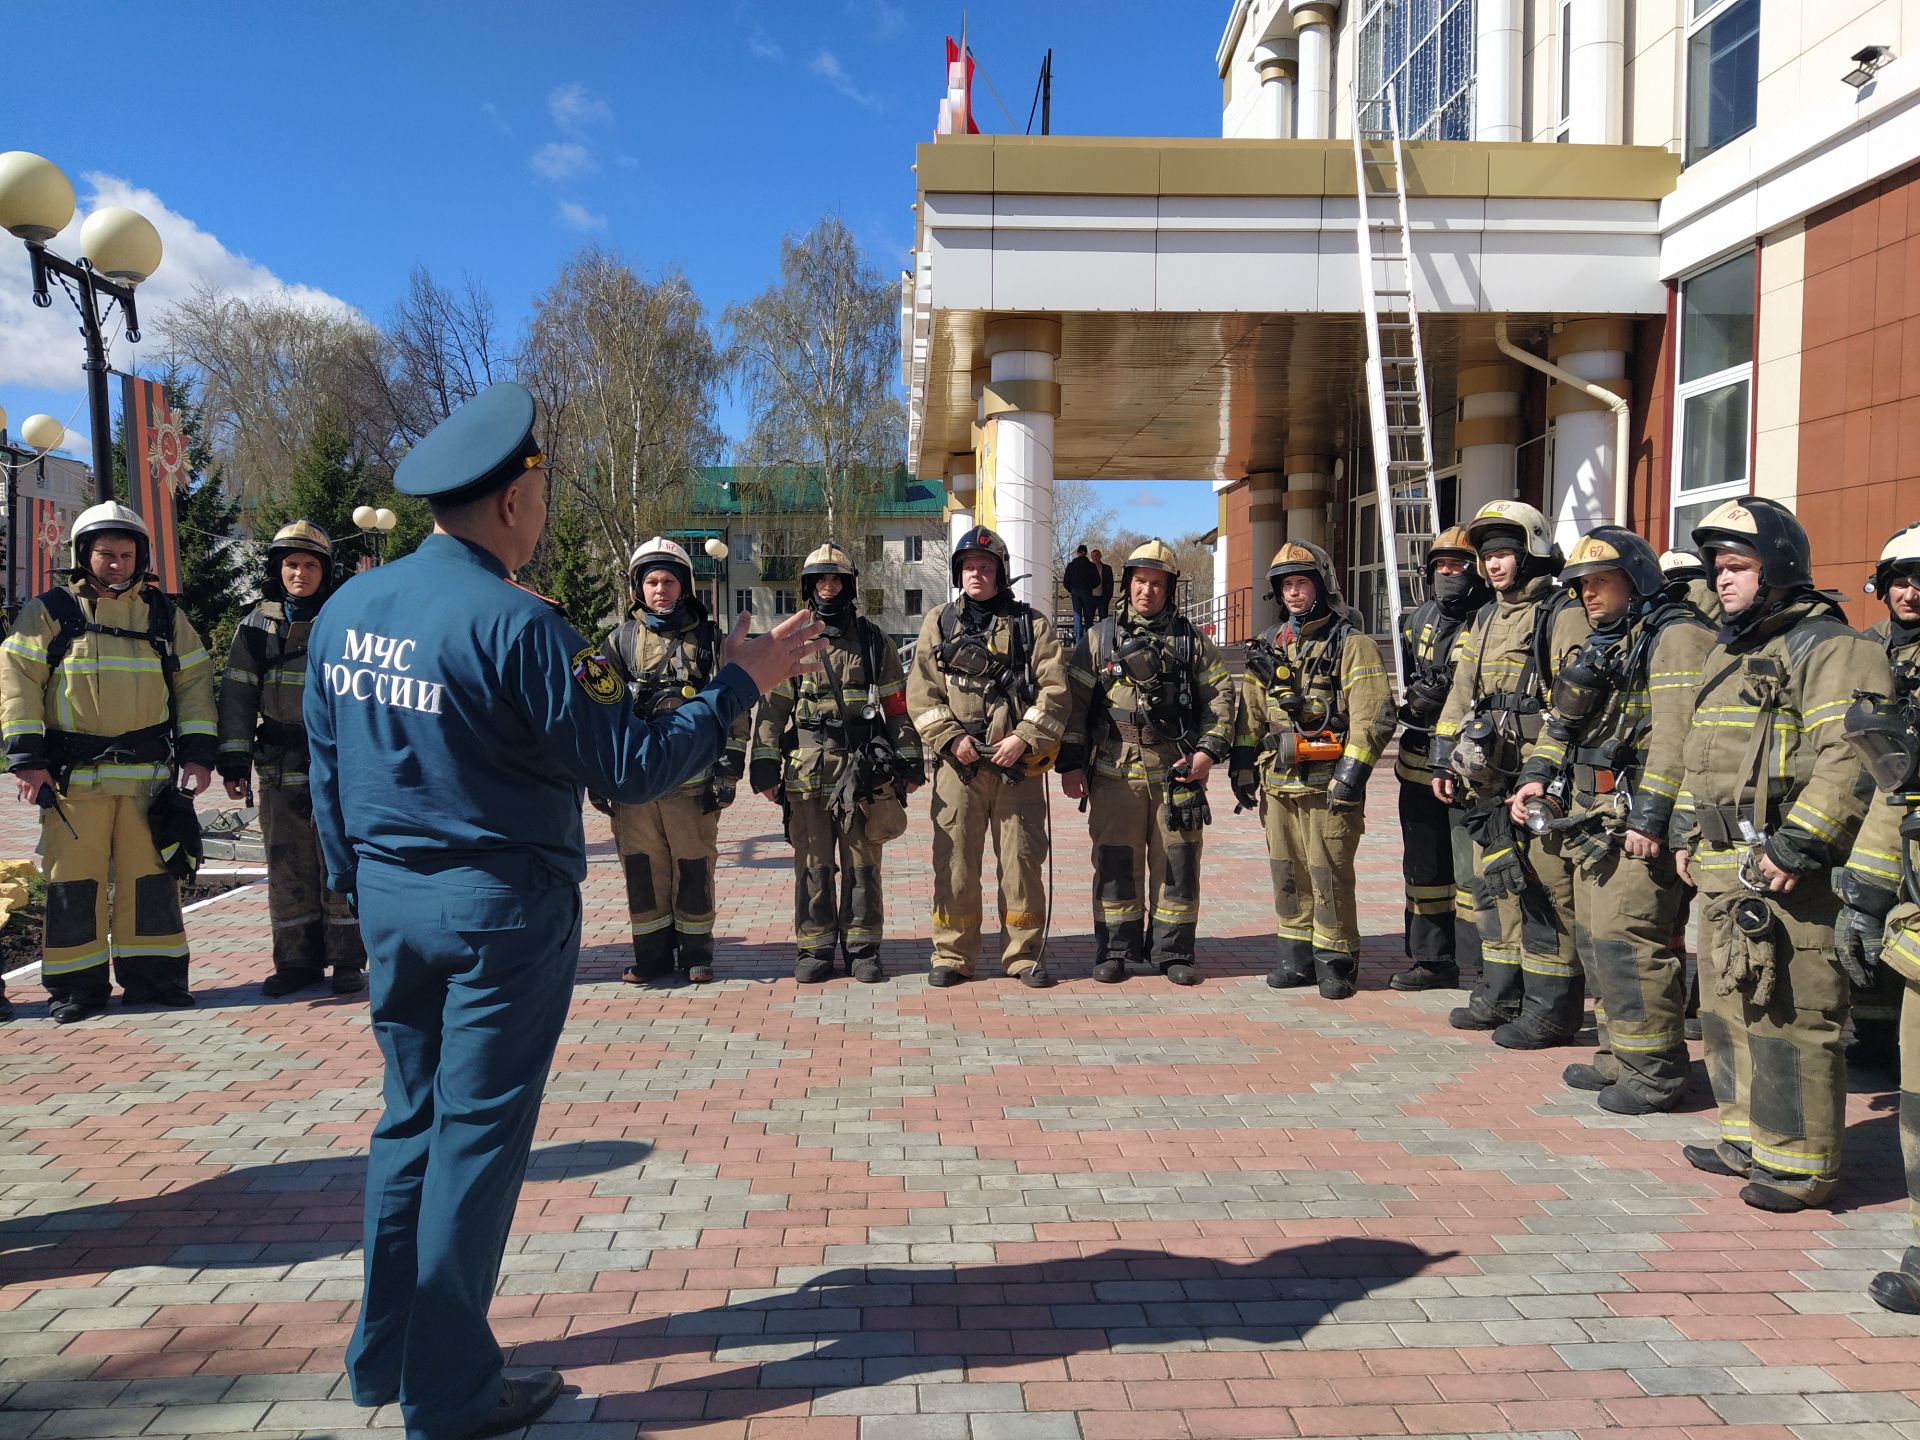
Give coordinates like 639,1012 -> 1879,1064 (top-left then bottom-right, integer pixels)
726,609 -> 828,695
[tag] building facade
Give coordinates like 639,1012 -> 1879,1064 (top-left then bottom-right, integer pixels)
905,0 -> 1920,637
671,467 -> 950,647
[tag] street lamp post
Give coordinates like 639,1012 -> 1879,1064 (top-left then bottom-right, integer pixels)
0,152 -> 164,504
703,536 -> 730,620
352,505 -> 398,569
0,408 -> 67,614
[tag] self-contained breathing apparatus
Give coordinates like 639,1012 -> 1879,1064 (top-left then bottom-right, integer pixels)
1247,624 -> 1349,768
931,605 -> 1044,784
1446,593 -> 1571,791
795,620 -> 912,827
624,620 -> 740,811
1088,614 -> 1211,830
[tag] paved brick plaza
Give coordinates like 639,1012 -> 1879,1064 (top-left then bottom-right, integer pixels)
2,769 -> 1917,1440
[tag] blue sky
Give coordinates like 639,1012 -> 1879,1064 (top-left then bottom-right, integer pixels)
2,1 -> 1229,542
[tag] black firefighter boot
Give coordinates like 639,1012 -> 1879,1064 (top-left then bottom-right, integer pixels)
1314,949 -> 1358,1001
1870,1247 -> 1920,1314
1267,936 -> 1314,990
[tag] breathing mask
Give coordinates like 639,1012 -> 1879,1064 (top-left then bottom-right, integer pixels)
1550,649 -> 1619,725
1842,690 -> 1920,793
934,630 -> 1003,681
1107,631 -> 1164,688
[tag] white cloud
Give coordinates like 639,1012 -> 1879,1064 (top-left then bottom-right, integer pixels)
747,24 -> 783,60
1126,489 -> 1165,508
849,0 -> 906,38
548,82 -> 613,133
0,173 -> 357,393
531,141 -> 596,181
557,201 -> 608,232
810,49 -> 883,109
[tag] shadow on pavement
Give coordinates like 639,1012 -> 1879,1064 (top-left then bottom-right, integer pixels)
549,1238 -> 1461,1427
0,1140 -> 652,1290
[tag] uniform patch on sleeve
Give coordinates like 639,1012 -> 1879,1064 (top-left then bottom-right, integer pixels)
572,647 -> 623,705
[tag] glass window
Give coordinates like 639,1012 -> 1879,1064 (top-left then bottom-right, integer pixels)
905,588 -> 924,616
1679,249 -> 1755,382
904,535 -> 923,562
774,589 -> 796,615
733,534 -> 753,562
1557,2 -> 1573,136
1686,0 -> 1760,164
735,588 -> 754,613
1670,251 -> 1755,545
1355,0 -> 1475,141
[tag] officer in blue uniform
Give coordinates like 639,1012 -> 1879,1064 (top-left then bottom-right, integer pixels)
305,382 -> 824,1440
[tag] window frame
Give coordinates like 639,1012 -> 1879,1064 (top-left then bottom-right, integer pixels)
905,588 -> 924,617
1555,0 -> 1573,142
1684,0 -> 1761,166
904,534 -> 924,563
735,588 -> 754,614
773,588 -> 797,616
1668,248 -> 1756,548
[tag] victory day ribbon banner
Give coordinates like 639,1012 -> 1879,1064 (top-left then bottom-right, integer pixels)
121,375 -> 186,594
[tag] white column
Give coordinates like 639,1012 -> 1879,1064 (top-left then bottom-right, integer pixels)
1474,0 -> 1523,141
1253,41 -> 1298,140
982,318 -> 1062,614
1456,356 -> 1522,518
1247,470 -> 1286,634
944,451 -> 976,557
1547,322 -> 1630,550
1284,455 -> 1332,547
1289,1 -> 1338,140
1567,0 -> 1626,145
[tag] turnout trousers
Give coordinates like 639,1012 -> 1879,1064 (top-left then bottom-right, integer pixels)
789,796 -> 886,976
1903,980 -> 1920,1244
345,861 -> 582,1439
1694,843 -> 1848,1197
1086,770 -> 1203,971
259,783 -> 364,980
1398,779 -> 1482,974
1462,828 -> 1584,1038
40,788 -> 187,1006
929,760 -> 1048,978
1572,846 -> 1689,1106
1262,790 -> 1362,990
610,790 -> 719,978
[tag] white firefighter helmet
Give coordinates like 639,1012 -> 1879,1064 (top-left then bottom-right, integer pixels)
70,501 -> 151,583
1464,499 -> 1555,561
1872,522 -> 1920,598
628,536 -> 694,595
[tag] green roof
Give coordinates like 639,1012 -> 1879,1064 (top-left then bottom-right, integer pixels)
689,465 -> 945,518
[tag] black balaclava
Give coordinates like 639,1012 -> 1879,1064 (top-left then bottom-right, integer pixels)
807,575 -> 856,635
960,562 -> 1014,627
1432,565 -> 1487,616
638,564 -> 695,633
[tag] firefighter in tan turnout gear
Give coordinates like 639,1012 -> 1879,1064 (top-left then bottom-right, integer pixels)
0,503 -> 217,1022
1390,526 -> 1489,992
1057,538 -> 1234,985
907,524 -> 1070,987
1833,525 -> 1920,1310
1431,500 -> 1591,1047
1674,497 -> 1888,1212
1835,523 -> 1920,1075
1508,529 -> 1712,1114
752,543 -> 924,983
1236,541 -> 1394,999
218,520 -> 366,997
602,537 -> 749,987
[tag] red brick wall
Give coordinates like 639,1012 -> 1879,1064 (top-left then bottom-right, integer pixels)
1798,160 -> 1920,627
1630,304 -> 1675,542
1224,480 -> 1253,641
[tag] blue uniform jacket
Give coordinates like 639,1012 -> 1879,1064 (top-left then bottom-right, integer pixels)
304,533 -> 758,897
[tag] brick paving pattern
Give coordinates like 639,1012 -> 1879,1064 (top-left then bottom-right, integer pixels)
2,769 -> 1917,1439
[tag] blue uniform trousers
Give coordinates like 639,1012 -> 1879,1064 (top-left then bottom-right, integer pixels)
344,859 -> 582,1438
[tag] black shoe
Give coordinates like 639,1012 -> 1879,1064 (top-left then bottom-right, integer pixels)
1163,962 -> 1198,987
49,998 -> 106,1025
1267,969 -> 1313,990
262,969 -> 325,998
1682,1142 -> 1750,1179
1093,959 -> 1126,984
150,987 -> 195,1009
1317,977 -> 1355,1000
929,967 -> 965,987
1020,965 -> 1054,988
795,957 -> 836,984
1869,1266 -> 1920,1315
1740,1180 -> 1810,1213
0,993 -> 13,1024
1562,1063 -> 1611,1092
1596,1085 -> 1666,1116
1492,1021 -> 1573,1051
466,1369 -> 565,1438
1448,1006 -> 1503,1031
850,958 -> 886,984
331,969 -> 367,995
1389,964 -> 1459,992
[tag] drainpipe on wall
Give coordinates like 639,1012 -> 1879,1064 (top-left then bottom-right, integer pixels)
1493,318 -> 1631,530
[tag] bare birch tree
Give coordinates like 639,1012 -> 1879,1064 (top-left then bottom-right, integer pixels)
724,217 -> 903,540
520,246 -> 725,567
